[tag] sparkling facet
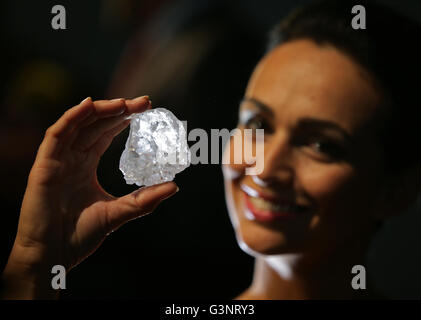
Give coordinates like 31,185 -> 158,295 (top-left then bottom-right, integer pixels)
119,108 -> 191,186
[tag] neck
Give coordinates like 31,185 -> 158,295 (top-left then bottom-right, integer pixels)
242,237 -> 373,299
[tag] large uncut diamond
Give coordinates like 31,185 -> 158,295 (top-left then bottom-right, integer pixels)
119,108 -> 191,187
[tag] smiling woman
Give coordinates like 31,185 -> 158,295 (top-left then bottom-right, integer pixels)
222,0 -> 421,299
1,0 -> 421,300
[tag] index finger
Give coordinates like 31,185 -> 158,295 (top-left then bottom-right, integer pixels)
36,97 -> 94,160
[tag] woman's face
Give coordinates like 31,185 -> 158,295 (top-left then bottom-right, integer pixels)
222,39 -> 389,256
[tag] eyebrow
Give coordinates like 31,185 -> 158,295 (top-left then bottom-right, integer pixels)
240,97 -> 352,142
296,118 -> 353,143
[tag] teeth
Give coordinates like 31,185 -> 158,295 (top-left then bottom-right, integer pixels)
249,196 -> 301,213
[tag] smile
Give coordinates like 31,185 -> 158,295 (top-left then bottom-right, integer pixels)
240,184 -> 310,222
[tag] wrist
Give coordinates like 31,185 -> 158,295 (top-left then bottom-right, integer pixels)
1,243 -> 61,299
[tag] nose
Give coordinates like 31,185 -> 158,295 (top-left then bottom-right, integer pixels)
255,131 -> 294,188
223,129 -> 295,186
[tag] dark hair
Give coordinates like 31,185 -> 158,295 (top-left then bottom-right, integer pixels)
267,0 -> 421,171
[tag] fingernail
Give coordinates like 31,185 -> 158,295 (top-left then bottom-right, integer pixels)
81,96 -> 91,103
128,95 -> 149,104
111,98 -> 125,102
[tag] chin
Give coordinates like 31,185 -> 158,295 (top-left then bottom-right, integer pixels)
234,220 -> 299,256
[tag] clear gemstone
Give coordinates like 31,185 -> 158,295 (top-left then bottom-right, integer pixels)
119,108 -> 191,187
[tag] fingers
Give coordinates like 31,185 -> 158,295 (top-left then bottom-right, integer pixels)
80,96 -> 150,128
71,95 -> 151,152
73,115 -> 128,152
68,98 -> 127,136
37,97 -> 94,160
90,119 -> 131,158
92,98 -> 127,117
92,95 -> 151,117
102,182 -> 179,234
36,95 -> 151,162
49,97 -> 94,138
125,95 -> 151,114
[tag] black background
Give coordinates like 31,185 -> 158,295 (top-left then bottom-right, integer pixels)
2,0 -> 421,299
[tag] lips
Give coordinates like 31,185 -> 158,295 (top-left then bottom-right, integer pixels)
241,184 -> 310,222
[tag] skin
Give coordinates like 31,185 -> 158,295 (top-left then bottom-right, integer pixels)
1,96 -> 178,299
2,39 -> 420,300
222,39 -> 421,299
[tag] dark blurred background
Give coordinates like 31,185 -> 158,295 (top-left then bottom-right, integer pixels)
1,0 -> 421,299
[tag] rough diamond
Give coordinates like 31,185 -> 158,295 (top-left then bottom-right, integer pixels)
119,108 -> 191,187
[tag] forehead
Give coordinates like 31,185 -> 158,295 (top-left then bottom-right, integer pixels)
245,39 -> 383,133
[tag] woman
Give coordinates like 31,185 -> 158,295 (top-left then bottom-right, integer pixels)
2,0 -> 421,299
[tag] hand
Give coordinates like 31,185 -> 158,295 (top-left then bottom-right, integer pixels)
1,96 -> 179,299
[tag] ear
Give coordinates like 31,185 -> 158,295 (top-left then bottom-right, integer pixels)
372,165 -> 421,220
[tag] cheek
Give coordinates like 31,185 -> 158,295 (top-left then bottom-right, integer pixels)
296,162 -> 378,250
298,162 -> 373,219
222,128 -> 252,174
303,163 -> 353,197
222,133 -> 246,225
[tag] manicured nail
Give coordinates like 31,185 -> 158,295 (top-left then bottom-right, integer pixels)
81,96 -> 91,103
128,95 -> 149,104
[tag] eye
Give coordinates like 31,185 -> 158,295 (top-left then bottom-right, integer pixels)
239,109 -> 271,132
308,139 -> 345,159
245,115 -> 265,130
294,135 -> 346,161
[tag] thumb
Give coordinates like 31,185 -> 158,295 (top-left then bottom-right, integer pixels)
103,182 -> 179,233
